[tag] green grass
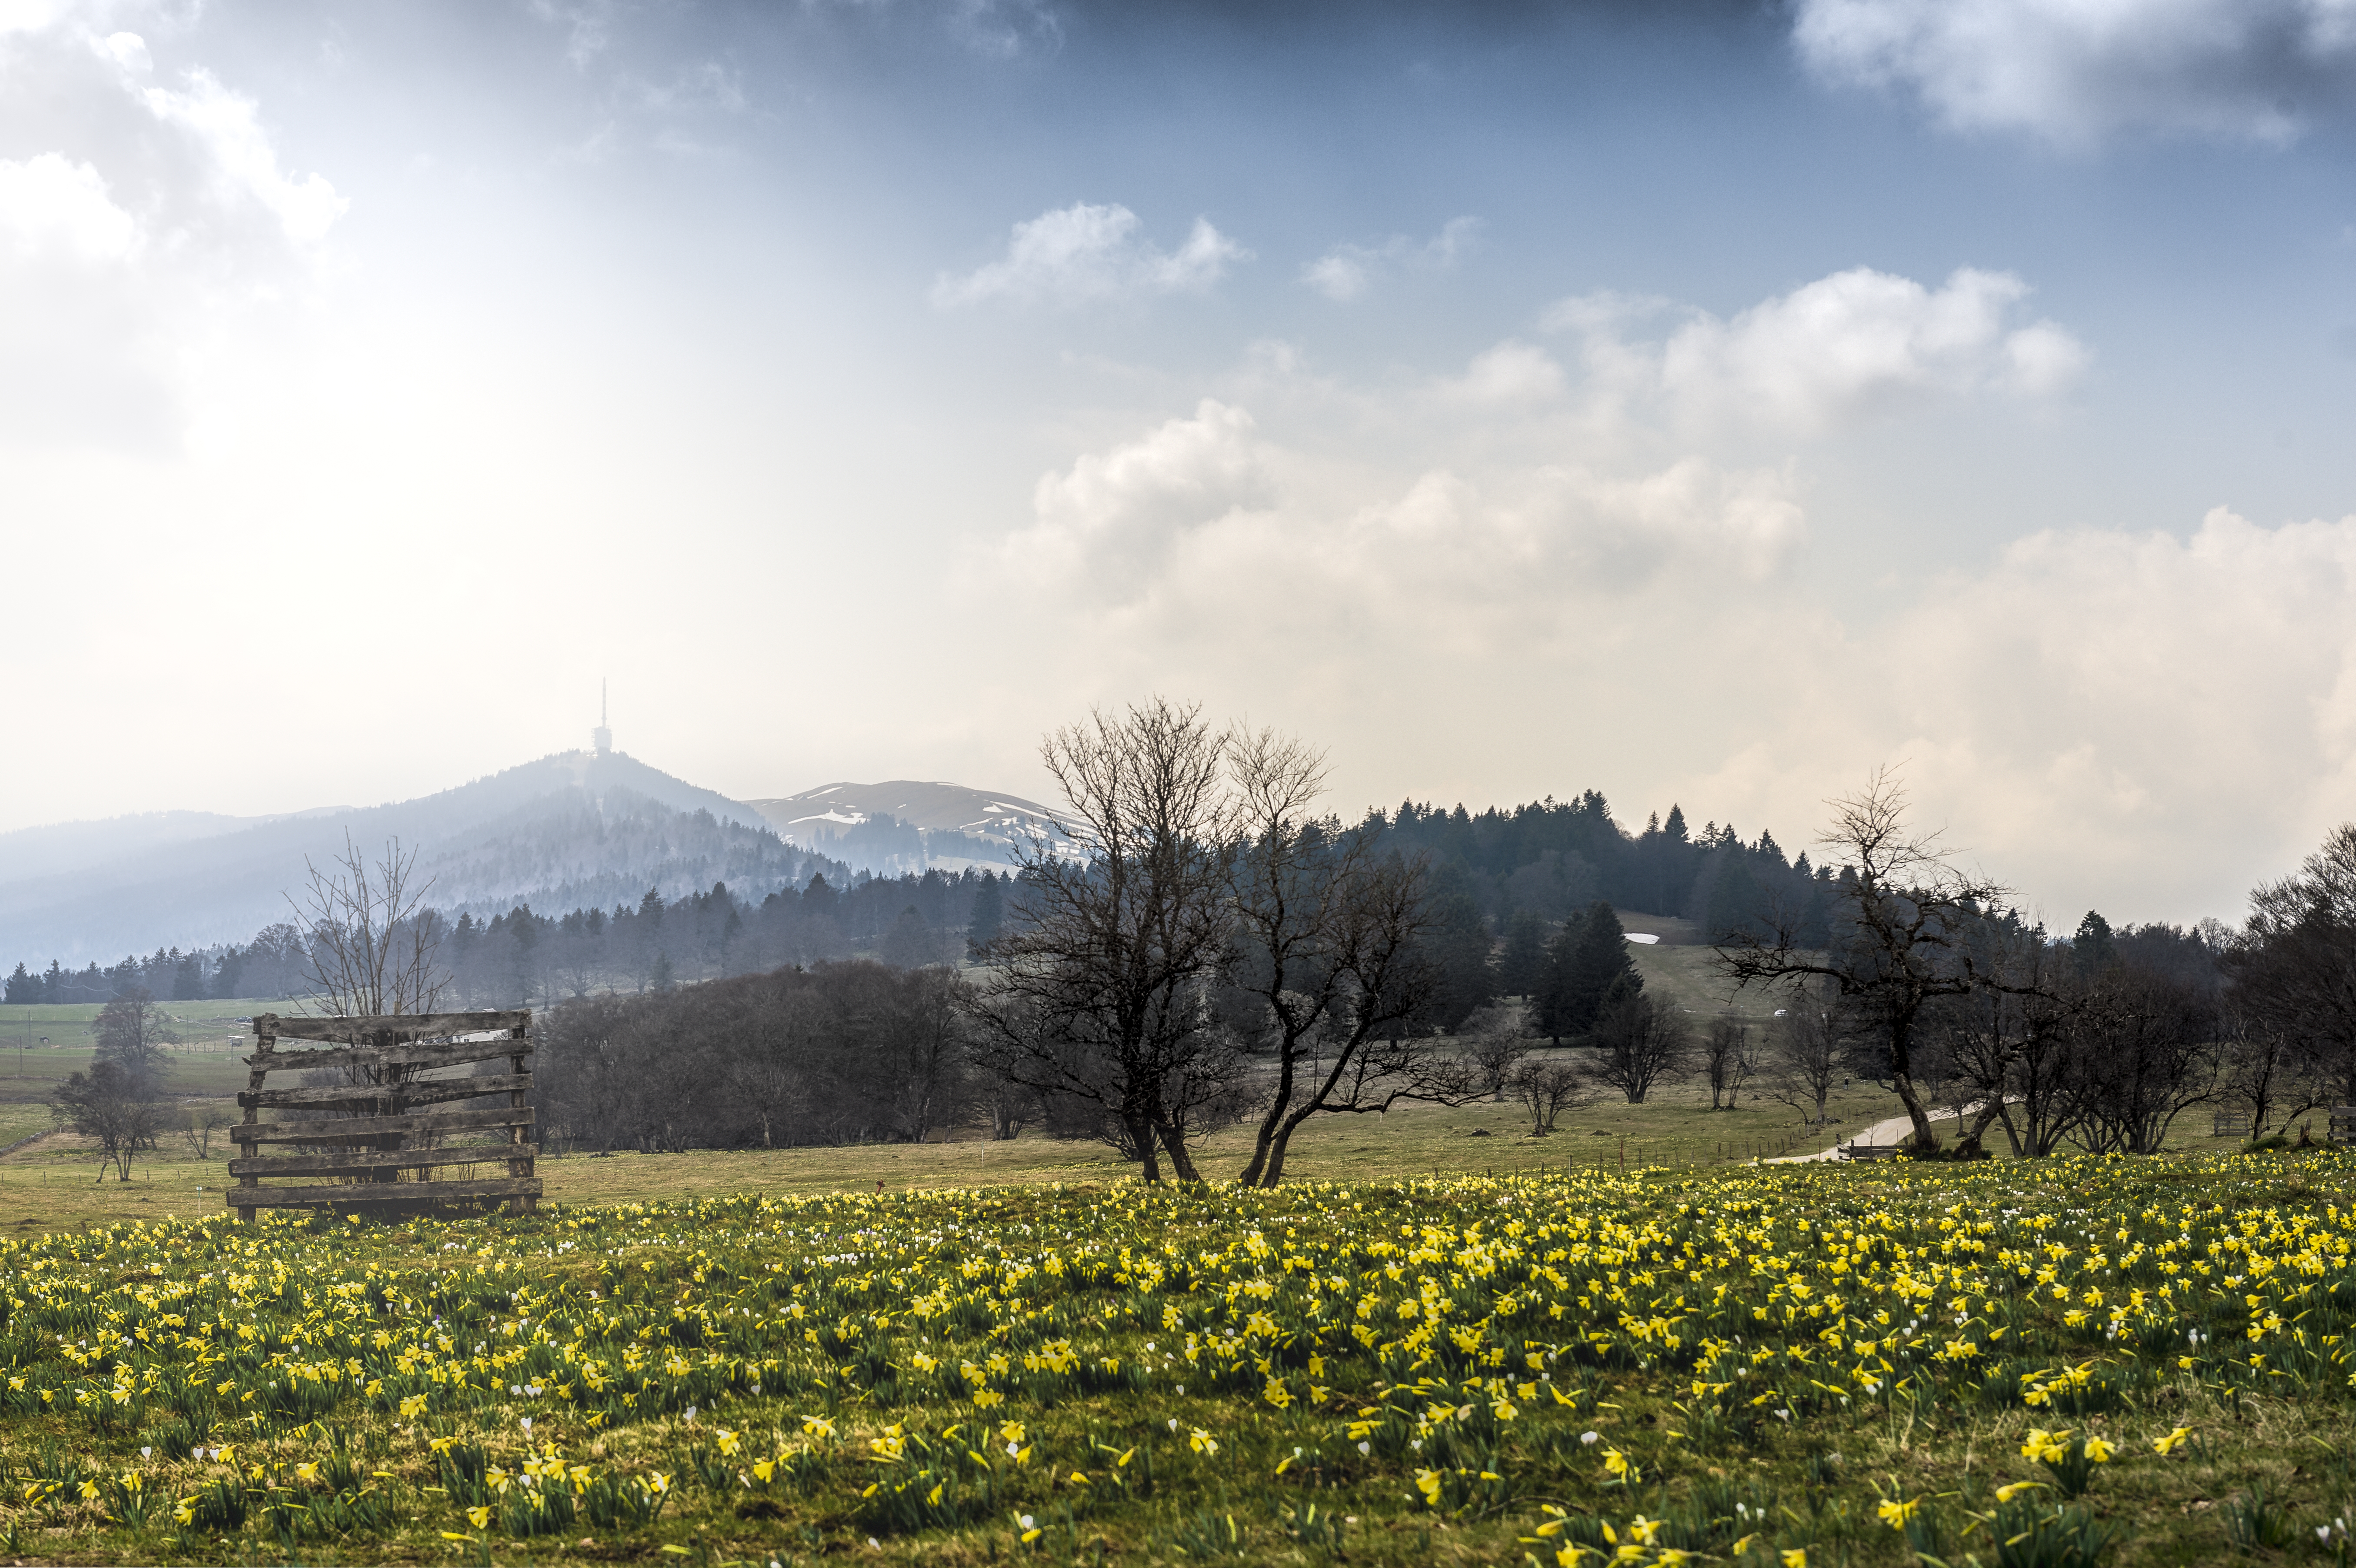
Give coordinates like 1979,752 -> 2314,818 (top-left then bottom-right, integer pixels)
0,996 -> 276,1109
0,1148 -> 2349,1566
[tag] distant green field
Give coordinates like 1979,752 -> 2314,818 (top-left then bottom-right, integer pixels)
0,997 -> 282,1108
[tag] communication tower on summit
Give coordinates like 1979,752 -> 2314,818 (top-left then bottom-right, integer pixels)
592,680 -> 612,755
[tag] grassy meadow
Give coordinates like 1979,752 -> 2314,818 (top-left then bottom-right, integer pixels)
0,1145 -> 2349,1567
0,952 -> 2331,1566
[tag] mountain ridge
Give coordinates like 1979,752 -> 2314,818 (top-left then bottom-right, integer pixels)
743,780 -> 1074,876
0,751 -> 827,963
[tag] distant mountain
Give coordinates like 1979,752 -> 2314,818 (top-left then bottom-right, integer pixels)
0,807 -> 348,882
743,781 -> 1074,877
0,750 -> 844,965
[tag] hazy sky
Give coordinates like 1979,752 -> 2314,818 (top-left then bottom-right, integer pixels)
5,0 -> 2355,927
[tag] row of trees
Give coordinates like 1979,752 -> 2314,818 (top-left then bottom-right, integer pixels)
1710,770 -> 2356,1155
4,868 -> 1014,1009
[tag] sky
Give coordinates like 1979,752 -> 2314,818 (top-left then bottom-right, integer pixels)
3,0 -> 2355,929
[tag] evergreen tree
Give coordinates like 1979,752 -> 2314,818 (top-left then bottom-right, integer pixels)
801,875 -> 837,922
2073,910 -> 2117,975
1559,900 -> 1642,1037
1418,865 -> 1496,1031
967,873 -> 1005,953
1533,907 -> 1588,1043
1498,909 -> 1548,997
3,963 -> 31,1004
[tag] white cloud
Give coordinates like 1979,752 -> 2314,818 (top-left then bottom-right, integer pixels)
1302,215 -> 1480,302
0,153 -> 137,261
1009,386 -> 1802,622
1002,365 -> 2356,922
1435,340 -> 1567,406
0,12 -> 346,448
1794,0 -> 2356,144
1549,265 -> 2087,438
933,203 -> 1249,309
1850,506 -> 2356,915
138,67 -> 348,245
1019,399 -> 1276,594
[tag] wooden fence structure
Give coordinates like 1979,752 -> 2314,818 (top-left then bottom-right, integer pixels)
227,1010 -> 539,1221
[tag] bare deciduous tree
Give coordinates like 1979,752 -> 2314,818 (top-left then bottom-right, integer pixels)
1459,1003 -> 1530,1103
92,985 -> 175,1101
52,1062 -> 161,1182
2216,1004 -> 2307,1139
1701,1017 -> 1755,1110
1765,985 -> 1844,1131
2221,823 -> 2356,1108
181,1101 -> 231,1161
1588,994 -> 1691,1104
1222,727 -> 1472,1188
1718,767 -> 2012,1153
2061,963 -> 2217,1155
1507,1055 -> 1591,1135
291,832 -> 449,1019
965,699 -> 1245,1183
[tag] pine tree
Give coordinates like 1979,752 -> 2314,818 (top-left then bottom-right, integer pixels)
1419,866 -> 1495,1031
1533,908 -> 1589,1043
2073,910 -> 2117,975
967,873 -> 1006,954
1498,909 -> 1548,997
1559,901 -> 1642,1037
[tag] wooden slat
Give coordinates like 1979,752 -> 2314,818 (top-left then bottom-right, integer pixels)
246,1038 -> 534,1076
252,1010 -> 530,1043
229,1106 -> 536,1145
229,1145 -> 538,1178
239,1074 -> 529,1112
224,1177 -> 543,1210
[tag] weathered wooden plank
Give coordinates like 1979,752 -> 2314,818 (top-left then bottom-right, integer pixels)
246,1037 -> 533,1076
223,1177 -> 543,1210
252,1010 -> 530,1044
238,1074 -> 529,1112
228,1106 -> 535,1145
229,1145 -> 538,1178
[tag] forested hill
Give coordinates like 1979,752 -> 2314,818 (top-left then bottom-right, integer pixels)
3,778 -> 1837,1005
1367,795 -> 1837,947
0,751 -> 843,964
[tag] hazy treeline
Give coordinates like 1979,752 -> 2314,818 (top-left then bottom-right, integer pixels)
2,788 -> 1819,1008
3,868 -> 1013,1008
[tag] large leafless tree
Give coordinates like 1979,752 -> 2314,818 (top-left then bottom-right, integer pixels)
291,832 -> 449,1020
965,699 -> 1245,1183
1587,993 -> 1691,1104
1717,767 -> 2011,1153
1700,1017 -> 1756,1110
1221,728 -> 1480,1186
1764,983 -> 1844,1130
2222,823 -> 2356,1108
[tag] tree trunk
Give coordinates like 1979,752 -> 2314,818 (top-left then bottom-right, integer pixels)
1127,1115 -> 1161,1183
1889,1065 -> 1941,1152
1155,1122 -> 1201,1182
1237,1051 -> 1299,1188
